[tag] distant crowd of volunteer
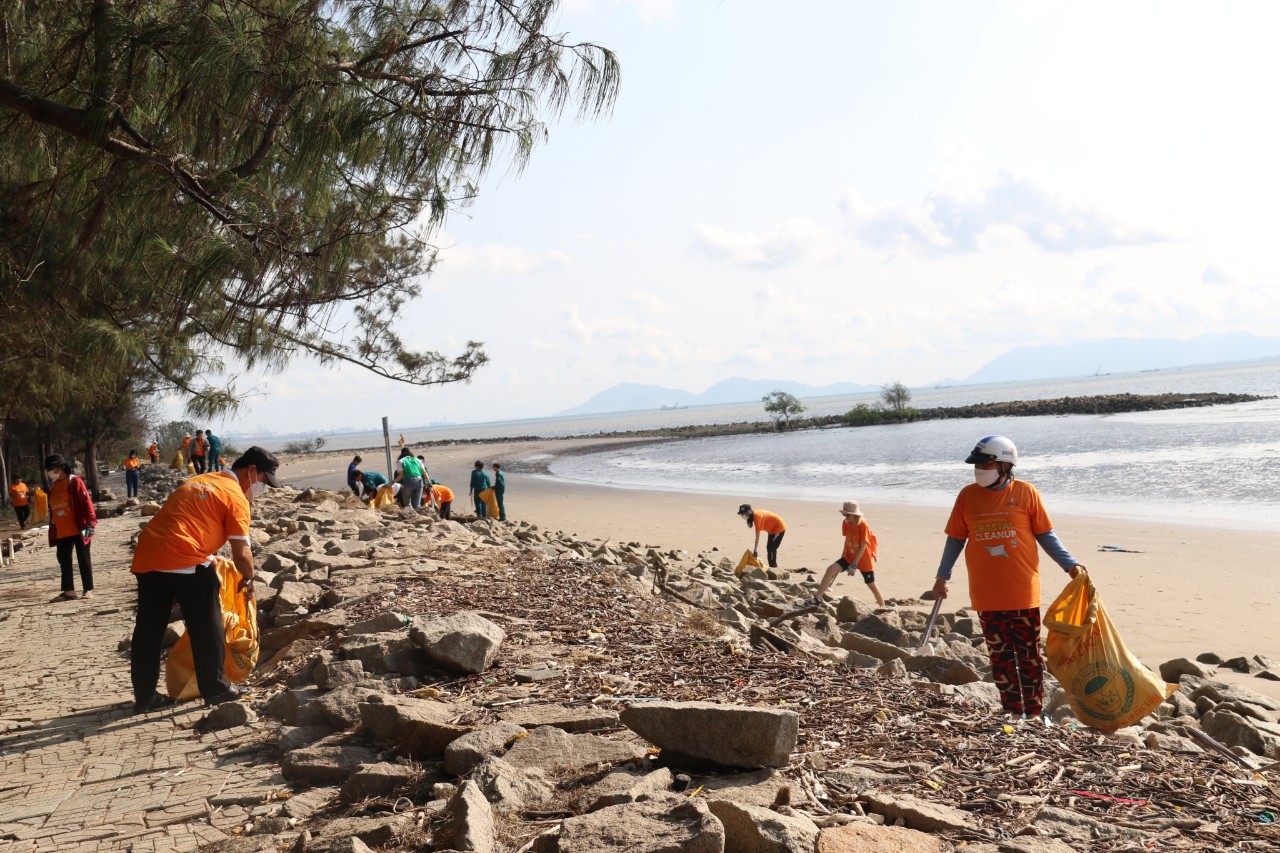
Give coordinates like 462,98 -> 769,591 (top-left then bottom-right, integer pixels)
8,430 -> 1089,727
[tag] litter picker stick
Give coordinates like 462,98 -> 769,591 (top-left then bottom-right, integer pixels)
917,596 -> 944,652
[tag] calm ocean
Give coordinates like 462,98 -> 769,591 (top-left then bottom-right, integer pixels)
276,357 -> 1280,532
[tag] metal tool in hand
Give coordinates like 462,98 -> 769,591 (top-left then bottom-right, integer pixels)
917,595 -> 944,653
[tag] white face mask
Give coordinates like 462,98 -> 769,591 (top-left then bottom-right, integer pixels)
248,480 -> 267,501
974,467 -> 1000,488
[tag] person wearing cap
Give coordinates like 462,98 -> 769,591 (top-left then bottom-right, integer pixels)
128,446 -> 280,714
813,500 -> 884,607
737,503 -> 786,568
44,453 -> 98,601
931,435 -> 1086,724
9,475 -> 31,529
147,441 -> 160,464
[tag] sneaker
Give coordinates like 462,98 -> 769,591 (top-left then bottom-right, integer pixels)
204,685 -> 248,707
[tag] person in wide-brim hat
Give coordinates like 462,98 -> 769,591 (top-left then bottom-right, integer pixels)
811,500 -> 883,607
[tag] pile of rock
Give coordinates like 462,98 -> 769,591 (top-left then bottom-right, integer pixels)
110,486 -> 1280,852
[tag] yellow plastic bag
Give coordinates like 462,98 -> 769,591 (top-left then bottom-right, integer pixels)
478,487 -> 500,519
170,451 -> 185,470
1043,574 -> 1177,733
31,487 -> 49,526
165,558 -> 259,701
734,549 -> 764,577
186,462 -> 197,474
371,483 -> 397,509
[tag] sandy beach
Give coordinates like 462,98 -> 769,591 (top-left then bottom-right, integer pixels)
282,436 -> 1280,702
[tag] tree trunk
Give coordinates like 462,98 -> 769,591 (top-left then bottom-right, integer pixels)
84,439 -> 101,500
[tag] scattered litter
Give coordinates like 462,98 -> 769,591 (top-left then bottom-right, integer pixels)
1097,544 -> 1144,553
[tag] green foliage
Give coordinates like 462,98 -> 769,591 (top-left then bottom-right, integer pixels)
762,390 -> 806,429
843,402 -> 922,426
880,381 -> 913,411
281,437 -> 327,455
1,0 -> 619,413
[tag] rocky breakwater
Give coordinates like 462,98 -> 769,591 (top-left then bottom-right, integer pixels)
113,486 -> 1280,852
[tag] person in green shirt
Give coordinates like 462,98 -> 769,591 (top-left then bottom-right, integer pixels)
468,460 -> 491,518
491,462 -> 507,521
360,470 -> 388,502
394,447 -> 426,509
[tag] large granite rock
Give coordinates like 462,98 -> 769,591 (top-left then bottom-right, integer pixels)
817,823 -> 950,852
529,794 -> 725,853
409,611 -> 506,673
359,695 -> 470,759
503,724 -> 646,774
706,799 -> 819,853
444,722 -> 528,776
620,701 -> 798,769
435,780 -> 497,853
281,745 -> 381,784
498,703 -> 619,733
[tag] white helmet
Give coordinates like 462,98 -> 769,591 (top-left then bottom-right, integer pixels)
965,435 -> 1017,467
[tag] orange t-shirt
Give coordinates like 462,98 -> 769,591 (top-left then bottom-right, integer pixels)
841,516 -> 878,572
147,443 -> 159,456
432,484 -> 454,503
753,510 -> 786,535
182,437 -> 192,453
8,482 -> 29,507
124,456 -> 141,471
945,479 -> 1053,612
48,478 -> 79,539
132,472 -> 251,573
190,436 -> 207,457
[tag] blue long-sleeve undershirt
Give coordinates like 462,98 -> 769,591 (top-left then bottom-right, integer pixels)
935,530 -> 1079,580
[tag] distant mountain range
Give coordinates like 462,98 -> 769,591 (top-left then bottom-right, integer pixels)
558,332 -> 1280,416
957,331 -> 1280,385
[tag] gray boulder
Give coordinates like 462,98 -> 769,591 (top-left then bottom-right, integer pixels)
498,703 -> 619,733
338,630 -> 428,676
409,611 -> 506,673
359,694 -> 470,759
620,701 -> 798,769
1200,708 -> 1267,755
530,794 -> 724,853
847,613 -> 909,647
706,799 -> 818,853
435,780 -> 497,853
341,762 -> 418,801
474,756 -> 558,814
503,724 -> 646,774
1160,657 -> 1210,682
444,721 -> 528,776
860,791 -> 976,833
902,654 -> 982,685
281,745 -> 381,784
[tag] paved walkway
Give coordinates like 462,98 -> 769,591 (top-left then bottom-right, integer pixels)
0,515 -> 281,852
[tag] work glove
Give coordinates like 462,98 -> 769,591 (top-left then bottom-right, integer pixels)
752,550 -> 758,559
81,527 -> 95,540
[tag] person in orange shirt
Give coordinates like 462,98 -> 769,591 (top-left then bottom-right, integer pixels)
182,433 -> 193,458
931,435 -> 1086,723
814,500 -> 884,607
129,446 -> 280,714
737,503 -> 786,568
123,449 -> 142,498
190,430 -> 209,474
9,475 -> 31,529
430,480 -> 454,520
147,442 -> 160,464
44,454 -> 98,600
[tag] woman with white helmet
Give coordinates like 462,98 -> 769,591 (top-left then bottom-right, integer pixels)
931,435 -> 1086,724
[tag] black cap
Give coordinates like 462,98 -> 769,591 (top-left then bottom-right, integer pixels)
737,503 -> 752,516
44,453 -> 68,471
231,446 -> 281,487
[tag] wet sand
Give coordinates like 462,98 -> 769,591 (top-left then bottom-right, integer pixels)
281,436 -> 1280,701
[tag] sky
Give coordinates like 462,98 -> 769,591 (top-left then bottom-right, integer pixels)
180,0 -> 1280,437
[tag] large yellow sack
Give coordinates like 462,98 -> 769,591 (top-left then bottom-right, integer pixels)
478,487 -> 500,519
31,487 -> 48,526
371,483 -> 397,509
1043,574 -> 1176,732
170,451 -> 185,470
165,558 -> 259,701
734,549 -> 763,577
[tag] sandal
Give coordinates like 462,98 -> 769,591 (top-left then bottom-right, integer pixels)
81,591 -> 95,600
53,591 -> 78,601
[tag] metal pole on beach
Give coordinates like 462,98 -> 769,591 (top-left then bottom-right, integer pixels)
381,417 -> 394,485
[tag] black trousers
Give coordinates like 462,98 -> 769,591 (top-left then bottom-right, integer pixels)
439,500 -> 452,520
766,531 -> 785,568
55,535 -> 94,592
191,455 -> 207,474
14,504 -> 30,527
131,565 -> 232,704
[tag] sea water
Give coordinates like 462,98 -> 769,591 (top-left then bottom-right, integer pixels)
274,357 -> 1280,531
542,358 -> 1280,532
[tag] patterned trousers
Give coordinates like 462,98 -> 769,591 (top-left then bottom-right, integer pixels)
978,607 -> 1044,717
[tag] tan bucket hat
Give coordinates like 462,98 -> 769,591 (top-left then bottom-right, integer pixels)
840,500 -> 862,516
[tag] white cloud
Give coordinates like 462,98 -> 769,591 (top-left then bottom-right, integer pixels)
691,219 -> 839,269
625,291 -> 671,314
838,168 -> 1170,255
435,241 -> 572,278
